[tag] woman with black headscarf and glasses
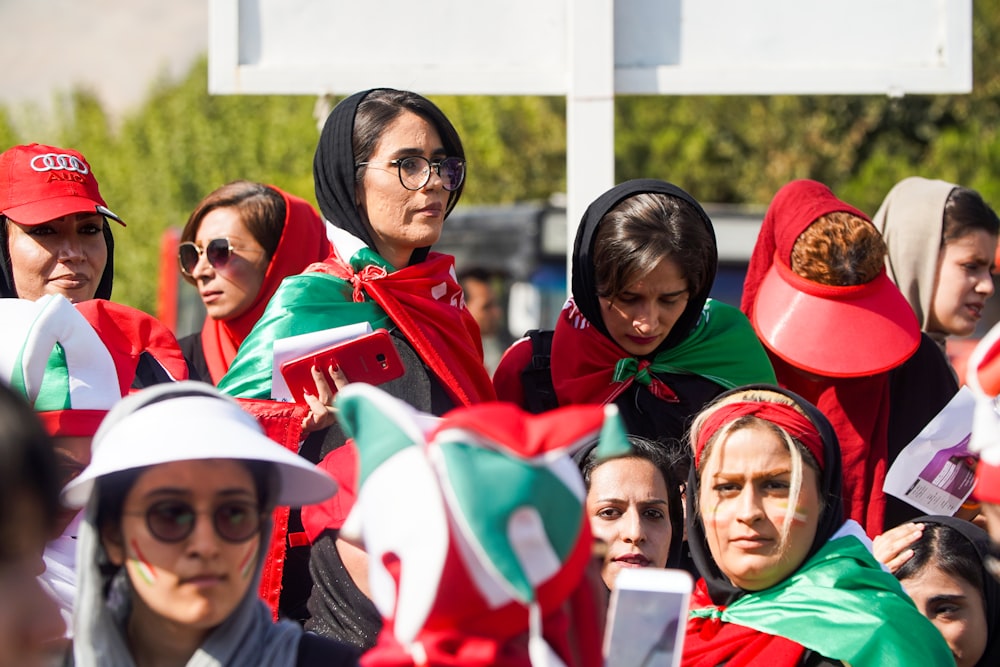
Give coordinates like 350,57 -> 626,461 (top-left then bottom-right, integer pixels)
682,385 -> 954,667
219,88 -> 494,423
216,88 -> 495,646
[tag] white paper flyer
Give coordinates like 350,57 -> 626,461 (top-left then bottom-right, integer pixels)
883,386 -> 977,516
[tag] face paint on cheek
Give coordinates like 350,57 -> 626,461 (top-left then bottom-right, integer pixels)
700,499 -> 729,526
129,539 -> 157,586
774,500 -> 809,524
239,543 -> 257,580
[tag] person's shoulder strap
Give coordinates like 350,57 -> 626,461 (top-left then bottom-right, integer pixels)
521,329 -> 558,414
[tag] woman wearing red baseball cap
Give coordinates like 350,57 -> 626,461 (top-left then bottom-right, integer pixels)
0,143 -> 124,302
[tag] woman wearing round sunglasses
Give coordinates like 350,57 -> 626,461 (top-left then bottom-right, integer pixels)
216,88 -> 496,648
61,381 -> 360,667
177,182 -> 333,385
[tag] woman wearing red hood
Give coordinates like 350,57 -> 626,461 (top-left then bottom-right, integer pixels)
177,181 -> 332,384
740,179 -> 959,536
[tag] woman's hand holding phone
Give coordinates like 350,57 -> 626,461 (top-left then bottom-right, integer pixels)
282,329 -> 405,435
300,363 -> 349,434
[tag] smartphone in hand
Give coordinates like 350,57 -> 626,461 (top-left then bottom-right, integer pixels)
603,568 -> 693,667
279,328 -> 404,404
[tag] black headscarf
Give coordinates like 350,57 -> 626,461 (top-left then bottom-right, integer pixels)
570,178 -> 718,354
313,88 -> 465,266
908,515 -> 1000,667
0,216 -> 115,299
684,384 -> 845,605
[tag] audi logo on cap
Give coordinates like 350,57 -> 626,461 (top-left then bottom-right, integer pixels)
29,153 -> 90,175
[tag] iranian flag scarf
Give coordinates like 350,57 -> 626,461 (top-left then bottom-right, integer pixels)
684,530 -> 954,667
218,242 -> 495,407
551,297 -> 775,406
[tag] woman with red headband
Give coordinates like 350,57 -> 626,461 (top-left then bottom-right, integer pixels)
682,385 -> 952,666
740,179 -> 959,535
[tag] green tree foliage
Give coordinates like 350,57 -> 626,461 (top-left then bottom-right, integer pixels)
3,0 -> 1000,314
433,95 -> 566,203
615,0 -> 1000,213
2,60 -> 321,312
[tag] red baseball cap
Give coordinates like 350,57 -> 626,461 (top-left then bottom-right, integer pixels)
752,258 -> 921,377
0,143 -> 124,226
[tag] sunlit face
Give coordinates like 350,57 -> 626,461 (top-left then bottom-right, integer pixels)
188,207 -> 269,321
0,491 -> 65,667
6,213 -> 108,302
102,460 -> 261,640
355,111 -> 451,270
599,257 -> 689,357
52,435 -> 93,537
586,457 -> 673,589
901,564 -> 988,667
927,230 -> 997,337
699,423 -> 821,591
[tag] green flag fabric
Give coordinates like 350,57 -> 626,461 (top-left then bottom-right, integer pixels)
689,533 -> 955,667
218,248 -> 393,399
642,299 -> 777,390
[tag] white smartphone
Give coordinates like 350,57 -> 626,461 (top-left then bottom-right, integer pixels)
603,568 -> 694,667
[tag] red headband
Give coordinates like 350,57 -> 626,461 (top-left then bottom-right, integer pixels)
695,401 -> 825,471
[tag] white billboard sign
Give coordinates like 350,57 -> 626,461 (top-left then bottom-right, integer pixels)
209,0 -> 972,266
210,0 -> 971,97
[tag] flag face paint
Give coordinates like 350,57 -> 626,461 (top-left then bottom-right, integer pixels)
774,500 -> 809,524
239,543 -> 257,580
697,424 -> 822,591
130,538 -> 157,585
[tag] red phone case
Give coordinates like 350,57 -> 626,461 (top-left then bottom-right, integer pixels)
280,328 -> 404,404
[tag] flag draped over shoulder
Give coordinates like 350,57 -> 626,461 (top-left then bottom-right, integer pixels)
218,246 -> 495,406
686,534 -> 954,667
552,298 -> 776,406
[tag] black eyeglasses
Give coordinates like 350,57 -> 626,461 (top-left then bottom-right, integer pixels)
355,156 -> 466,191
178,238 -> 235,276
127,499 -> 262,544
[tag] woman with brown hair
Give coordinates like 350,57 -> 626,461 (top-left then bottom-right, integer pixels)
494,179 -> 775,471
178,181 -> 332,384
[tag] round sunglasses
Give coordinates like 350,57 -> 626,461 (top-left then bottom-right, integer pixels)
126,499 -> 262,544
177,237 -> 241,277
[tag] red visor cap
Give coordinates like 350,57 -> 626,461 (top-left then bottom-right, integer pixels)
752,259 -> 920,378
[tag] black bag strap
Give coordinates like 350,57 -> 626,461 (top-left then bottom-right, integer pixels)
520,329 -> 559,414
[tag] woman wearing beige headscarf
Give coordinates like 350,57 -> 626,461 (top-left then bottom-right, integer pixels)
873,177 -> 1000,357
